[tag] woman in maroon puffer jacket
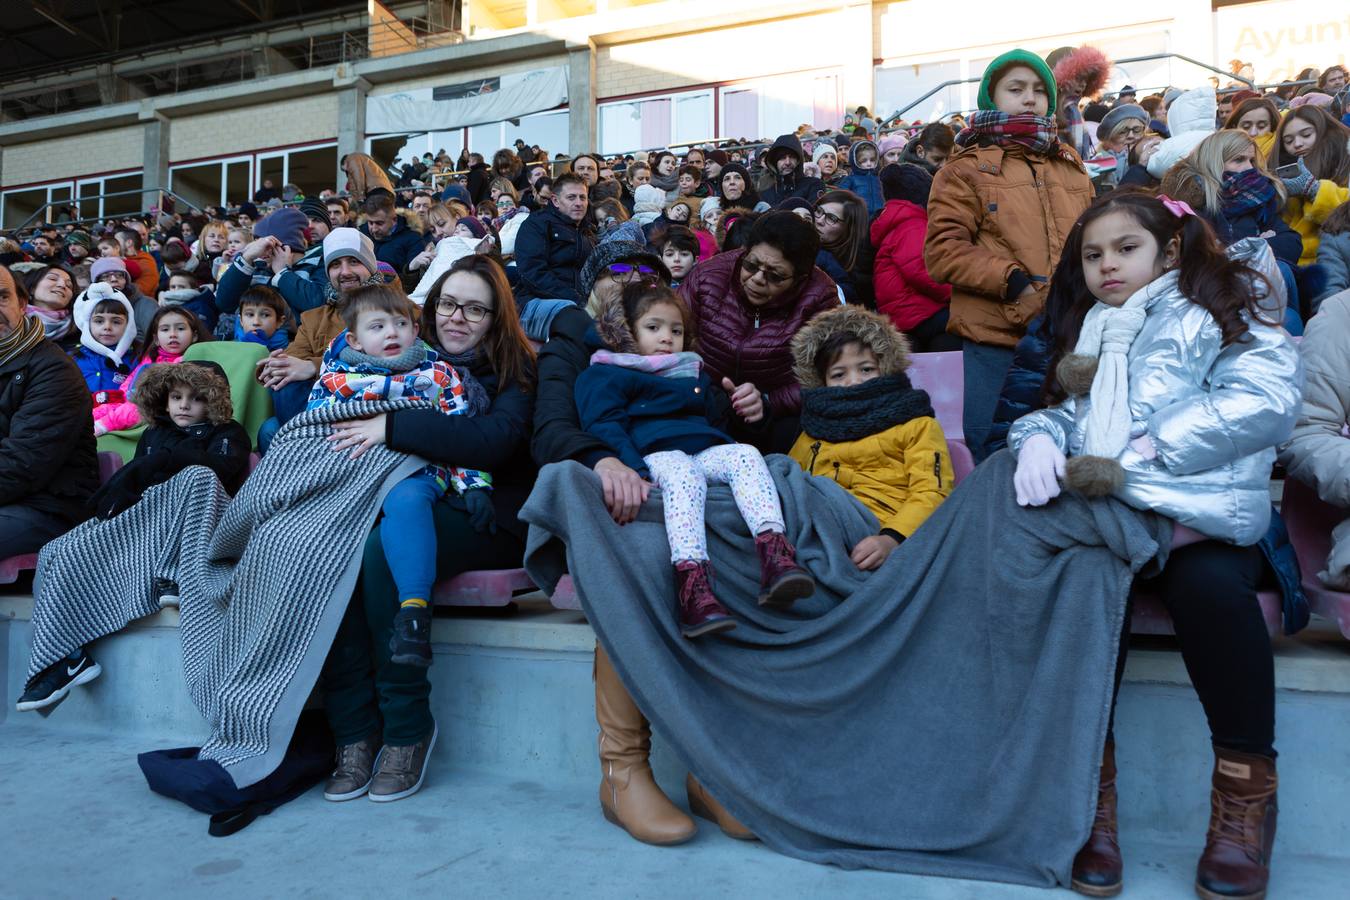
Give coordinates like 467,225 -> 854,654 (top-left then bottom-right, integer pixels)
679,211 -> 841,453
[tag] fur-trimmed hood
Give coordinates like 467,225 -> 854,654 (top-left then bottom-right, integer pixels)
790,304 -> 911,389
593,295 -> 639,355
1053,45 -> 1111,100
134,360 -> 234,426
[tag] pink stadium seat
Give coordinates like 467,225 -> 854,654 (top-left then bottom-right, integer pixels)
1131,590 -> 1283,637
431,567 -> 538,607
908,351 -> 964,442
1280,478 -> 1350,640
0,452 -> 126,585
248,452 -> 261,474
949,439 -> 974,485
550,575 -> 580,611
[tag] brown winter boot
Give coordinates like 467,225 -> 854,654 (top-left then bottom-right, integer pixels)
1195,748 -> 1278,900
594,644 -> 697,846
1071,739 -> 1123,897
754,531 -> 816,609
675,560 -> 736,638
686,773 -> 757,841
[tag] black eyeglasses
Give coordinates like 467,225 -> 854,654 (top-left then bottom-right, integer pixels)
435,299 -> 494,322
741,257 -> 794,286
813,208 -> 843,227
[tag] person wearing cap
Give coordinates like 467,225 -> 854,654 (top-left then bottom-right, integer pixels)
1114,84 -> 1137,104
758,133 -> 826,207
253,228 -> 383,433
513,172 -> 597,304
924,48 -> 1092,462
213,207 -> 323,318
90,256 -> 158,337
812,142 -> 845,186
63,230 -> 94,267
1095,103 -> 1150,186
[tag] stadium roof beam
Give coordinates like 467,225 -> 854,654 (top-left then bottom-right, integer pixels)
28,1 -> 107,49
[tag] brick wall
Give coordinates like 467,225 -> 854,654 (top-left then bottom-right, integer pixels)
2,126 -> 143,187
168,94 -> 340,162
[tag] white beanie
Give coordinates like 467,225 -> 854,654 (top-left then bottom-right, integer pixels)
73,282 -> 137,366
700,197 -> 722,223
322,227 -> 378,274
812,143 -> 838,164
634,184 -> 666,217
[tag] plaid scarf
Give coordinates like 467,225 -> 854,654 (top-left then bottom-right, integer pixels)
1220,168 -> 1280,227
0,314 -> 45,369
956,112 -> 1080,166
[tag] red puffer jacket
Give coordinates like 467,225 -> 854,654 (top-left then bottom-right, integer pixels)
871,199 -> 952,331
679,249 -> 840,415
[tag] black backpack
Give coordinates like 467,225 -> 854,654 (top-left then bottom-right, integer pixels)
138,709 -> 334,836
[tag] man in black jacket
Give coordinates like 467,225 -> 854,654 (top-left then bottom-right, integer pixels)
513,173 -> 597,304
758,133 -> 827,207
0,265 -> 99,554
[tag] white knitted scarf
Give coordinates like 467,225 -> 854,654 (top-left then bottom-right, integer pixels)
1073,270 -> 1177,457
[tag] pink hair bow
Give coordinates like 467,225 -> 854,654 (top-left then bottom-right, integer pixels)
1158,195 -> 1196,219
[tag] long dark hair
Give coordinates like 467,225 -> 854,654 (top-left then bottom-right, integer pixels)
420,255 -> 535,392
1274,106 -> 1350,185
814,189 -> 869,271
1041,189 -> 1269,404
1223,97 -> 1280,135
136,305 -> 212,365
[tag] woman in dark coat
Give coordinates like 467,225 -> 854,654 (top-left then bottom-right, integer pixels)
319,255 -> 537,804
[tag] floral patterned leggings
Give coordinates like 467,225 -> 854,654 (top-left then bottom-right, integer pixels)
644,444 -> 786,563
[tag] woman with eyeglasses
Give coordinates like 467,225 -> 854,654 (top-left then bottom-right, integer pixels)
679,211 -> 841,454
321,255 -> 537,802
812,190 -> 875,308
1094,104 -> 1149,189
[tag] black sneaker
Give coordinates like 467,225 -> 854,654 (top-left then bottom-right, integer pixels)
16,650 -> 102,712
389,605 -> 433,668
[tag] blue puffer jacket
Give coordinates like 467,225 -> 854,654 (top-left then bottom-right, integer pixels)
836,140 -> 884,216
990,313 -> 1308,633
71,345 -> 131,401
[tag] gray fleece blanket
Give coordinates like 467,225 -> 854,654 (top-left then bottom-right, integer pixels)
521,450 -> 1170,887
29,400 -> 424,788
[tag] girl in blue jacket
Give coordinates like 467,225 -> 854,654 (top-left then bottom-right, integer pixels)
574,284 -> 815,638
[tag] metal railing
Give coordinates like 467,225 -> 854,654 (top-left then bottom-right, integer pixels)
13,187 -> 201,233
881,51 -> 1259,125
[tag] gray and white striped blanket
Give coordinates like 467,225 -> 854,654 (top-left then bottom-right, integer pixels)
28,399 -> 425,788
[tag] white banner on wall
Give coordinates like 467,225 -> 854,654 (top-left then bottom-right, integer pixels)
1214,0 -> 1349,85
367,66 -> 569,134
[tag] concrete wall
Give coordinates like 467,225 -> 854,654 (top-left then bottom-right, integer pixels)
1,125 -> 143,187
167,94 -> 340,162
365,56 -> 566,96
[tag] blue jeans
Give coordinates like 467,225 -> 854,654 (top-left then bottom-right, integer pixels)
380,472 -> 442,604
257,379 -> 315,454
962,339 -> 1016,463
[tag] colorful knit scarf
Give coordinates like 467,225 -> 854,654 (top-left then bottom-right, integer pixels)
26,305 -> 72,341
0,314 -> 45,369
1219,168 -> 1280,227
956,111 -> 1079,166
589,349 -> 703,380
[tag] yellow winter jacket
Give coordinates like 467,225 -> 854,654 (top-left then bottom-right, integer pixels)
1284,181 -> 1350,266
789,416 -> 953,539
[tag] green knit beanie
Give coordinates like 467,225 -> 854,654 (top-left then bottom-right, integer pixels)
978,49 -> 1058,113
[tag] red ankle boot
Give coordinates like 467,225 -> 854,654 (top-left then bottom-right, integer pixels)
1195,748 -> 1277,900
754,531 -> 815,609
675,560 -> 736,638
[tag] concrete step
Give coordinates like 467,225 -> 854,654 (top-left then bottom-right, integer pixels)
4,589 -> 1350,894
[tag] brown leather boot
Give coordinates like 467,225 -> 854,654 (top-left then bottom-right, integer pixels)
675,560 -> 736,638
594,644 -> 697,845
686,772 -> 757,841
1071,739 -> 1123,897
754,531 -> 816,609
1195,748 -> 1278,900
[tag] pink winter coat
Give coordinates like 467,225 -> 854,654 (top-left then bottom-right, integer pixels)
871,199 -> 952,331
92,349 -> 184,433
694,228 -> 719,260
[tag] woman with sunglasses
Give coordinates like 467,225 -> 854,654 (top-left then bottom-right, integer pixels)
321,256 -> 537,803
679,211 -> 840,454
812,190 -> 875,308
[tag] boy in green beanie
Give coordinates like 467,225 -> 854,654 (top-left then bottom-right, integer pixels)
923,48 -> 1091,462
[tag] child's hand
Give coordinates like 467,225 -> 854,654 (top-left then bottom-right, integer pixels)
721,377 -> 764,423
851,534 -> 900,570
1129,434 -> 1157,460
1013,433 -> 1065,507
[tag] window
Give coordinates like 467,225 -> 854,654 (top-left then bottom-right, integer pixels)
169,155 -> 253,208
598,90 -> 713,155
718,73 -> 840,142
874,59 -> 964,123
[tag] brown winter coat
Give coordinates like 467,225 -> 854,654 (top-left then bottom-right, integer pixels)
924,142 -> 1091,348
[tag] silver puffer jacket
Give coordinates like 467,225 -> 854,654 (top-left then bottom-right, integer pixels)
1008,239 -> 1303,546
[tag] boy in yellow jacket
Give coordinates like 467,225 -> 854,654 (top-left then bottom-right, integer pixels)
788,305 -> 953,570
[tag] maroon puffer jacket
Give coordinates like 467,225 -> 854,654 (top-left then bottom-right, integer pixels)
680,249 -> 840,415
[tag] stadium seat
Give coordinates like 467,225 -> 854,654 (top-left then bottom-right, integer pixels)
431,567 -> 537,607
1280,478 -> 1350,640
949,439 -> 974,485
1131,591 -> 1283,637
0,452 -> 124,585
908,351 -> 964,441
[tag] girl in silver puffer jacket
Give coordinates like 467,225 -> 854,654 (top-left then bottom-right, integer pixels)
1007,189 -> 1301,900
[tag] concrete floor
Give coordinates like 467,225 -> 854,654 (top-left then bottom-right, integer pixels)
3,723 -> 1347,900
